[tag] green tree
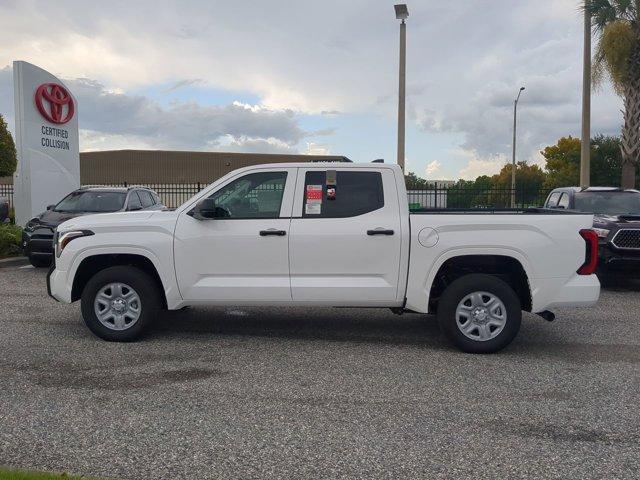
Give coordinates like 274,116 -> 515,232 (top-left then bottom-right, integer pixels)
492,162 -> 547,207
591,134 -> 624,185
542,135 -> 636,188
404,171 -> 428,189
541,136 -> 581,189
0,114 -> 17,177
585,0 -> 640,188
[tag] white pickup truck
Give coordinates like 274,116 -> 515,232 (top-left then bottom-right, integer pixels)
48,162 -> 600,353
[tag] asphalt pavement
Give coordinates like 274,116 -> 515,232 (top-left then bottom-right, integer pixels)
0,266 -> 639,479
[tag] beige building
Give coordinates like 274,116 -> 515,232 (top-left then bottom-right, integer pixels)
78,150 -> 350,184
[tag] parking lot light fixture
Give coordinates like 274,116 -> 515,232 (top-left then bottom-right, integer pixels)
394,4 -> 409,172
511,86 -> 525,208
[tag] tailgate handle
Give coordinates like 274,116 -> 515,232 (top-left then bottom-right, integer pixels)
260,229 -> 287,236
367,228 -> 394,236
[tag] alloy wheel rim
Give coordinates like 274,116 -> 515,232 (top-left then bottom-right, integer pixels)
94,282 -> 142,331
455,291 -> 507,342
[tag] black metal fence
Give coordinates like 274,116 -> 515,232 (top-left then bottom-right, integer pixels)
0,184 -> 13,209
407,186 -> 550,210
0,183 -> 551,211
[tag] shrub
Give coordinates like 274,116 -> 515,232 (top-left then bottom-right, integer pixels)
0,223 -> 22,257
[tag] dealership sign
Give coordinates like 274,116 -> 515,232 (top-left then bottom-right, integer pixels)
13,61 -> 80,226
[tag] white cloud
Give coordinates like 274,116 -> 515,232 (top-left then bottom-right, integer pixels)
424,160 -> 442,178
457,152 -> 506,181
305,142 -> 330,155
0,68 -> 306,151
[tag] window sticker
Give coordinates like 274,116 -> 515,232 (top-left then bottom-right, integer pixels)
306,185 -> 323,201
327,186 -> 336,200
306,184 -> 322,214
305,203 -> 321,215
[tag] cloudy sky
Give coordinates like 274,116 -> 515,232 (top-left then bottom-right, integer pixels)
0,0 -> 624,180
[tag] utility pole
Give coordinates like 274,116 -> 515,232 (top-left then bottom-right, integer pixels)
395,4 -> 409,172
580,5 -> 591,187
511,87 -> 525,208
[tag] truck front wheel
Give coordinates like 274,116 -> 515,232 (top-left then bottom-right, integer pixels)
80,266 -> 161,341
437,273 -> 521,353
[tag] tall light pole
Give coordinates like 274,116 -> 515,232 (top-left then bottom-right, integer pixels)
580,5 -> 591,187
395,4 -> 409,172
511,86 -> 525,208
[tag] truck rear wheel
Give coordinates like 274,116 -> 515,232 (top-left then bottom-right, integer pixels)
80,266 -> 161,341
437,273 -> 521,353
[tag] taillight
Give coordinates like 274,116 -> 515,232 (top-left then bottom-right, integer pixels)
577,229 -> 598,275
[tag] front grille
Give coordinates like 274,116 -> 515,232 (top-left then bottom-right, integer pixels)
611,229 -> 640,249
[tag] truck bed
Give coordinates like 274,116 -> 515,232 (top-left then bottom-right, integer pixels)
410,207 -> 583,215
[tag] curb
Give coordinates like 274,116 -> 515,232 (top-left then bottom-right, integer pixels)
0,256 -> 29,269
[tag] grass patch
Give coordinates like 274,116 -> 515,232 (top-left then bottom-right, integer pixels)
0,467 -> 101,479
0,223 -> 22,257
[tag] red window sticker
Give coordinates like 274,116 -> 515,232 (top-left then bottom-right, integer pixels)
306,185 -> 323,201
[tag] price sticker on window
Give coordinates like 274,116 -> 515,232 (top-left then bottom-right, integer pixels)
306,185 -> 322,214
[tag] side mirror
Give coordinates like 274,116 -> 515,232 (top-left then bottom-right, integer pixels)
128,205 -> 143,211
188,198 -> 224,220
46,204 -> 55,211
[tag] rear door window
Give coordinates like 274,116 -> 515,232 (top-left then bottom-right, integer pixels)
138,190 -> 154,208
302,170 -> 384,218
546,192 -> 561,208
127,192 -> 142,210
558,193 -> 570,209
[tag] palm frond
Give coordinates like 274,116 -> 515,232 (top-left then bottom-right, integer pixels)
586,0 -> 619,31
614,0 -> 637,21
593,20 -> 635,94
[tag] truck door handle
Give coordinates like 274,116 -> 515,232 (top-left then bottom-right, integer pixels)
367,228 -> 394,236
259,229 -> 287,236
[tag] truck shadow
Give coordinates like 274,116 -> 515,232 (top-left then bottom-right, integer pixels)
153,307 -> 448,350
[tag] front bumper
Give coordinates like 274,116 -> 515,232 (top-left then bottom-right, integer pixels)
47,267 -> 72,303
598,243 -> 640,272
22,228 -> 54,258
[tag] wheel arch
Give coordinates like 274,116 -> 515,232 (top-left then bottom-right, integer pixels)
425,254 -> 532,314
71,253 -> 168,309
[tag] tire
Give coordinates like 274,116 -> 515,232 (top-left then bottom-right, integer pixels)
80,266 -> 161,341
29,254 -> 51,268
437,273 -> 521,354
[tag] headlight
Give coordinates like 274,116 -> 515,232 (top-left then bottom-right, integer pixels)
24,219 -> 39,232
593,228 -> 610,238
55,230 -> 94,257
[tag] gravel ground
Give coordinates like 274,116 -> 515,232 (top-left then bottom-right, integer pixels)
0,266 -> 639,479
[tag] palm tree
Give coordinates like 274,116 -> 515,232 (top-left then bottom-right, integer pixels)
586,0 -> 640,187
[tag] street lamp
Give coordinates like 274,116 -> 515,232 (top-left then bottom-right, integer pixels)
511,86 -> 525,208
395,4 -> 409,172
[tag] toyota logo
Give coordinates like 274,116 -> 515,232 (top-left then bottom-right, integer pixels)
35,83 -> 75,124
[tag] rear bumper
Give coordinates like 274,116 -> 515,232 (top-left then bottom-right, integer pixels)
532,274 -> 600,312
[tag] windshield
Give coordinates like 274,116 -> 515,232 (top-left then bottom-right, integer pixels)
54,191 -> 126,213
573,192 -> 640,216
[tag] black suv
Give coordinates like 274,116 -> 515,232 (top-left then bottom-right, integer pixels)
23,186 -> 165,267
544,187 -> 640,275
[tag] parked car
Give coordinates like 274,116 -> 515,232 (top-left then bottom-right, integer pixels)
544,187 -> 640,276
23,186 -> 164,267
47,163 -> 600,353
0,197 -> 8,223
